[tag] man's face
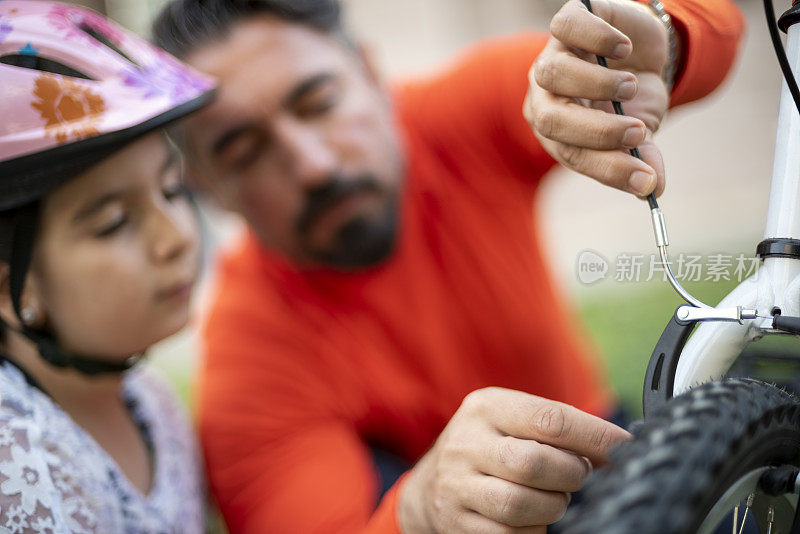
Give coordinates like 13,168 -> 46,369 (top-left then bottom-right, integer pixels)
181,16 -> 404,269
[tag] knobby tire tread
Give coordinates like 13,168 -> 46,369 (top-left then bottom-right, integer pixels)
561,378 -> 800,534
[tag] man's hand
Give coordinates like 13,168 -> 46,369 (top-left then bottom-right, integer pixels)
525,0 -> 672,198
398,388 -> 631,533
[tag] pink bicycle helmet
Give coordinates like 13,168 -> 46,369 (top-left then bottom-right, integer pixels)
0,1 -> 216,375
0,0 -> 216,211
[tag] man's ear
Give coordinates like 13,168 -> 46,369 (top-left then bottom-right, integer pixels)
182,161 -> 206,197
187,162 -> 239,213
356,42 -> 383,87
165,131 -> 225,208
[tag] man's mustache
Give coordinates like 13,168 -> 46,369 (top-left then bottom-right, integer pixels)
296,174 -> 382,235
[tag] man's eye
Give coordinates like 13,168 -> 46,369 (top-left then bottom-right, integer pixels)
233,149 -> 260,171
297,97 -> 337,118
296,84 -> 340,118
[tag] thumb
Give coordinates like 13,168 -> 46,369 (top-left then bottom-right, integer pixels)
634,132 -> 666,198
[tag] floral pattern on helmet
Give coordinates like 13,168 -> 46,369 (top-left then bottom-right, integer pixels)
0,1 -> 216,167
0,17 -> 12,45
121,50 -> 214,105
45,4 -> 124,47
31,74 -> 106,144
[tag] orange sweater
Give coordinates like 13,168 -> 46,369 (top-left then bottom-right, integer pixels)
200,3 -> 745,532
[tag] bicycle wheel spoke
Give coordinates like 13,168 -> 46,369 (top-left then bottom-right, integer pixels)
733,505 -> 739,534
767,505 -> 775,534
738,508 -> 749,534
738,494 -> 755,534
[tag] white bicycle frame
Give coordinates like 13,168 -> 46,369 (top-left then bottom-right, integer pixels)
672,22 -> 800,396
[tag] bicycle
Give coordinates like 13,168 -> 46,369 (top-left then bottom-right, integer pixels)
558,1 -> 800,533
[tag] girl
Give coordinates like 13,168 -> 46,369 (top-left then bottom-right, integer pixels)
0,2 -> 216,532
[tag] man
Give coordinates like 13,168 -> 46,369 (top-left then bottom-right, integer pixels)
153,1 -> 744,532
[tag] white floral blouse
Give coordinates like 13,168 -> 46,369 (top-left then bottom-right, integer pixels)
0,360 -> 204,533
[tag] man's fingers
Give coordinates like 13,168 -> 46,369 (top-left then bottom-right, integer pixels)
478,436 -> 591,492
555,142 -> 661,196
519,399 -> 630,465
530,93 -> 647,151
462,475 -> 570,527
550,0 -> 632,60
533,51 -> 639,102
466,388 -> 631,465
527,0 -> 670,199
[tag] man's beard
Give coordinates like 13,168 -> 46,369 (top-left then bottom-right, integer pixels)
296,174 -> 400,270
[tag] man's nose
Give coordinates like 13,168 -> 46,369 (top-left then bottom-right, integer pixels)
275,120 -> 338,189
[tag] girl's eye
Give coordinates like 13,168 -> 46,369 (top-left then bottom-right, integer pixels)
95,215 -> 128,238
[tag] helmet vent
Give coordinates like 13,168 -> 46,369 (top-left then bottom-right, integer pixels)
0,55 -> 93,80
78,24 -> 140,68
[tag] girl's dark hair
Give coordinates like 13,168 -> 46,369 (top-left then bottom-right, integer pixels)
0,210 -> 21,343
152,0 -> 345,59
0,211 -> 15,265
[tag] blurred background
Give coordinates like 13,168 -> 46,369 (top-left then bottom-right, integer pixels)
60,0 -> 781,414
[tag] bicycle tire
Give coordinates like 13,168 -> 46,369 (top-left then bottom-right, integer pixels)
560,378 -> 800,534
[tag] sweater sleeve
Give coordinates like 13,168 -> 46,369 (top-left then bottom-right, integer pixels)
198,256 -> 405,534
198,333 -> 407,534
396,32 -> 558,193
658,0 -> 746,107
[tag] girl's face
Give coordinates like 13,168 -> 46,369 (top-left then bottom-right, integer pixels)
28,132 -> 200,360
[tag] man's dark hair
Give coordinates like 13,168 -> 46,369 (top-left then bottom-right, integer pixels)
153,0 -> 346,59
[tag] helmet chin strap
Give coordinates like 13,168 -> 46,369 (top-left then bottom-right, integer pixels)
8,204 -> 141,376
